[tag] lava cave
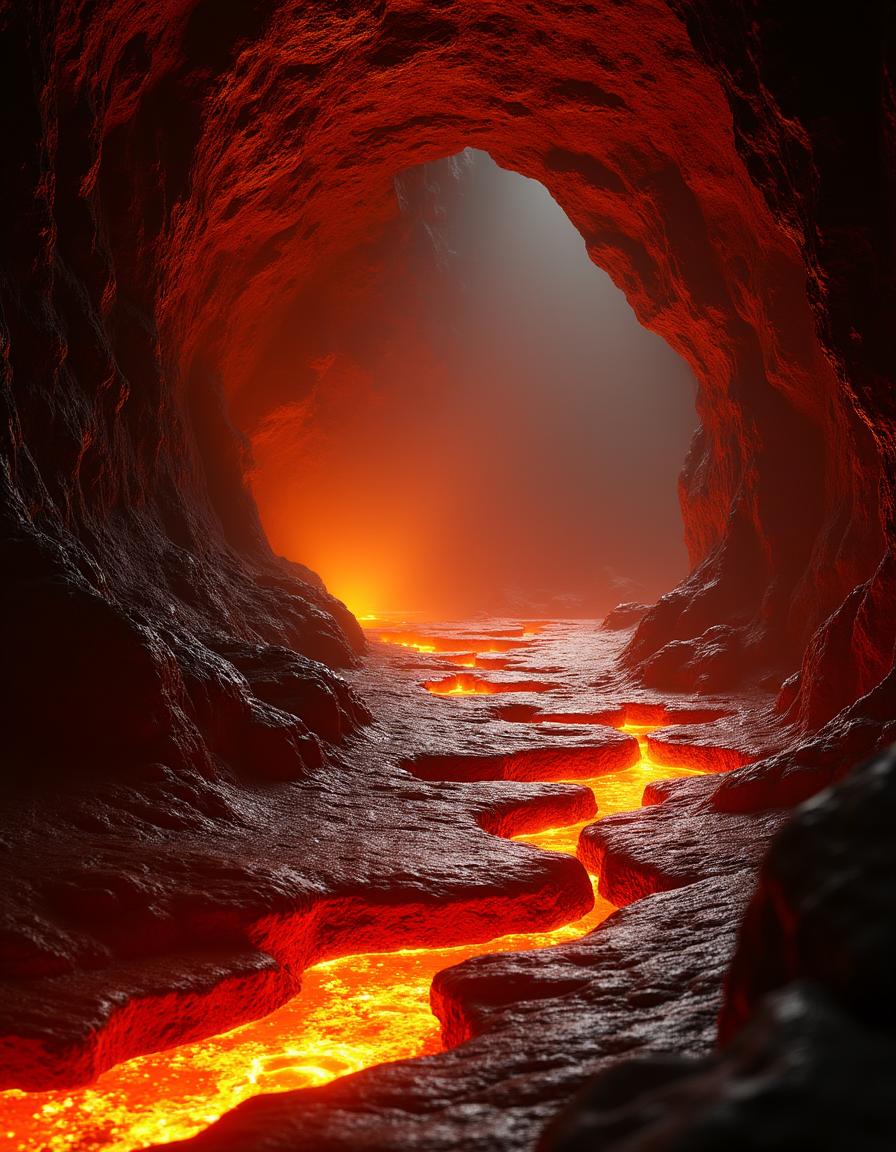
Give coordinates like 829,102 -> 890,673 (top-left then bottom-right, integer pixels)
1,3 -> 895,1151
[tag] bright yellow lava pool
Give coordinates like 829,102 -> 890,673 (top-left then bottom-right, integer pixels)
1,726 -> 702,1151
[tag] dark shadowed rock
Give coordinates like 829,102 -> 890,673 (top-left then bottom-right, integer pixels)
721,745 -> 896,1041
538,984 -> 896,1152
207,639 -> 372,742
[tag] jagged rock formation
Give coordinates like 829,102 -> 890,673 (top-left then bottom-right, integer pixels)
1,1 -> 894,1149
540,749 -> 896,1151
539,984 -> 896,1152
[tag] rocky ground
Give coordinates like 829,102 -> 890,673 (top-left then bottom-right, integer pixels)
131,617 -> 789,1151
3,617 -> 893,1150
152,620 -> 895,1151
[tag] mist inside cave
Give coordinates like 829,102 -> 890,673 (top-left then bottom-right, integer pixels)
250,149 -> 698,620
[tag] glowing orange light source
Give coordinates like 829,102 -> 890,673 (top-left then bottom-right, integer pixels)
424,674 -> 498,696
376,631 -> 530,655
424,673 -> 552,697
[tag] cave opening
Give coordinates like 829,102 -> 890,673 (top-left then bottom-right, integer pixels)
246,149 -> 698,623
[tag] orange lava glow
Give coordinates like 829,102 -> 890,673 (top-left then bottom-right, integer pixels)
425,674 -> 499,695
376,631 -> 529,655
424,673 -> 551,696
392,639 -> 438,653
1,725 -> 703,1151
441,653 -> 477,668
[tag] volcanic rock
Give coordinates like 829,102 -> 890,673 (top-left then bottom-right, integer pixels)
538,984 -> 896,1152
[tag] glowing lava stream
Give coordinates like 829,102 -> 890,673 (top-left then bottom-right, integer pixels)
1,726 -> 702,1151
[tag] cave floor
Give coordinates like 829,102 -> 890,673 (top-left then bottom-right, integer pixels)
0,619 -> 789,1152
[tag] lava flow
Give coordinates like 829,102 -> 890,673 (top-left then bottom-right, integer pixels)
1,725 -> 702,1152
425,673 -> 499,695
424,674 -> 553,696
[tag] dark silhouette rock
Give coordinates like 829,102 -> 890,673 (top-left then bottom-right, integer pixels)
721,746 -> 896,1042
538,984 -> 896,1152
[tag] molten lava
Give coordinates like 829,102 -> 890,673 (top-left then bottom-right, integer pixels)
426,674 -> 499,695
394,639 -> 438,653
0,722 -> 703,1151
424,674 -> 552,696
376,630 -> 530,655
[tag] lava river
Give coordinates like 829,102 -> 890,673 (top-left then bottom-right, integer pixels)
1,726 -> 702,1150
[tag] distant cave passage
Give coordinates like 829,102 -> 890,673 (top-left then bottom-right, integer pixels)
149,2 -> 893,716
245,149 -> 698,622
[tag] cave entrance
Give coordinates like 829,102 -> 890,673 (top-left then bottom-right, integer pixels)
248,150 -> 698,622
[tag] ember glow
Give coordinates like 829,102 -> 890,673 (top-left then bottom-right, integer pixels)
376,630 -> 530,655
424,674 -> 552,696
394,639 -> 438,653
0,725 -> 703,1152
425,674 -> 499,696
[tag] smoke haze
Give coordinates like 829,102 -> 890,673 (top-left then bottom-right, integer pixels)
250,150 -> 698,620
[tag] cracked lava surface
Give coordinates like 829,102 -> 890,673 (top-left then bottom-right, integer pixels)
1,627 -> 712,1152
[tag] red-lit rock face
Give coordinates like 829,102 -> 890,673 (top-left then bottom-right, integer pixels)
7,0 -> 887,734
159,0 -> 880,698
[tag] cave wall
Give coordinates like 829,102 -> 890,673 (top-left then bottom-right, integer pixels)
1,0 -> 365,780
148,0 -> 886,704
1,0 -> 893,768
670,0 -> 896,726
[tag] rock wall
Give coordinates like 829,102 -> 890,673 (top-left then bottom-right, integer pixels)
154,0 -> 888,707
1,0 -> 366,785
4,0 -> 890,770
669,0 -> 896,724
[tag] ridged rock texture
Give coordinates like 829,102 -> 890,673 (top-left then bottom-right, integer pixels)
540,749 -> 896,1152
1,1 -> 894,1149
5,1 -> 893,721
2,1 -> 893,775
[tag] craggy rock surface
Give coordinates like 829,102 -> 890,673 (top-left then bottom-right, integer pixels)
1,1 -> 894,1149
541,749 -> 896,1151
721,747 -> 896,1042
579,777 -> 784,907
153,635 -> 896,1152
3,624 -> 659,1089
600,602 -> 650,631
2,0 -> 893,759
712,672 -> 896,812
539,984 -> 896,1152
133,623 -> 783,1152
157,722 -> 896,1152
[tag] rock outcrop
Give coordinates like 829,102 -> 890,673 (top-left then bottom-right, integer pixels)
540,746 -> 896,1151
